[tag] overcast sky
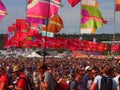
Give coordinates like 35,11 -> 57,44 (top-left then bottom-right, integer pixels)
0,0 -> 120,34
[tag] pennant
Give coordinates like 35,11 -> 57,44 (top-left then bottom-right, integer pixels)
80,0 -> 107,34
26,0 -> 61,24
116,0 -> 120,11
68,0 -> 81,7
0,0 -> 7,21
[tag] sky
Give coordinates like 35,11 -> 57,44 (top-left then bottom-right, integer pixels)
0,0 -> 120,34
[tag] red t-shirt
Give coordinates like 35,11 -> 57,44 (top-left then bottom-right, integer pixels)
0,74 -> 8,90
17,73 -> 28,90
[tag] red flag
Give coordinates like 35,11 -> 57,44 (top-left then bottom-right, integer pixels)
68,0 -> 81,7
4,34 -> 9,48
111,44 -> 119,52
116,0 -> 120,11
97,43 -> 104,52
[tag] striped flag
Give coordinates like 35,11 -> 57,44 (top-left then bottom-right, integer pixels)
116,0 -> 120,11
26,0 -> 61,24
80,0 -> 107,34
0,0 -> 7,21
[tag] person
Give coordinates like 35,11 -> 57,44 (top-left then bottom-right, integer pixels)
87,66 -> 99,89
33,70 -> 40,90
0,65 -> 8,90
114,68 -> 120,90
9,64 -> 28,90
83,66 -> 92,90
37,63 -> 55,90
69,69 -> 84,90
90,66 -> 117,90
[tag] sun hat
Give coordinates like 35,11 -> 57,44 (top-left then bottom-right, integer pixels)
13,64 -> 22,72
85,66 -> 92,71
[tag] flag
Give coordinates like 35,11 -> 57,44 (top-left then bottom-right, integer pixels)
26,0 -> 62,24
16,19 -> 29,47
42,14 -> 64,37
68,0 -> 81,7
111,44 -> 119,52
0,0 -> 7,21
116,0 -> 120,11
80,0 -> 107,34
4,34 -> 9,48
7,25 -> 19,47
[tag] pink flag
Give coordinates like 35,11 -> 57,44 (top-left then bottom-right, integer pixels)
0,0 -> 7,21
26,0 -> 61,24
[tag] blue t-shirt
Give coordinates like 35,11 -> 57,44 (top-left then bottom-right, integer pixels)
70,80 -> 84,90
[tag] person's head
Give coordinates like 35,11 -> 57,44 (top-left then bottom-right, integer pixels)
85,66 -> 92,75
114,68 -> 120,75
91,66 -> 99,78
13,64 -> 22,76
0,65 -> 6,76
102,66 -> 114,76
37,63 -> 48,73
75,69 -> 83,82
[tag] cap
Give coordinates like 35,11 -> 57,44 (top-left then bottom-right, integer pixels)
85,66 -> 92,71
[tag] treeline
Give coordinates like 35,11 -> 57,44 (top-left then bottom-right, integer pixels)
55,33 -> 120,42
0,33 -> 120,49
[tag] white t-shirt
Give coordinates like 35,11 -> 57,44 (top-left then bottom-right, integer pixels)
114,76 -> 120,90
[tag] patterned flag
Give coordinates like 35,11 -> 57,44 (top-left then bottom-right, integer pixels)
80,0 -> 107,34
68,0 -> 81,7
0,0 -> 7,21
26,0 -> 61,24
42,14 -> 64,37
116,0 -> 120,11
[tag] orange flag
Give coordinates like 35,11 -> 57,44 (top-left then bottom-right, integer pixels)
116,0 -> 120,11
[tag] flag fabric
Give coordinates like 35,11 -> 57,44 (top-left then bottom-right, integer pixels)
26,23 -> 41,47
16,19 -> 30,47
42,14 -> 64,37
111,44 -> 119,52
26,0 -> 61,24
68,0 -> 81,7
7,24 -> 19,47
4,34 -> 9,48
0,0 -> 7,21
80,0 -> 107,34
116,0 -> 120,11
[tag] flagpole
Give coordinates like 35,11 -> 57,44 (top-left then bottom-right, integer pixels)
43,1 -> 51,63
113,0 -> 116,42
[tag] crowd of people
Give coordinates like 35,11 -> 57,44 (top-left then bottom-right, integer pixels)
0,57 -> 120,90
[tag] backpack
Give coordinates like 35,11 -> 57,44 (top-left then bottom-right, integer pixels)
100,76 -> 113,90
20,77 -> 34,90
68,80 -> 78,90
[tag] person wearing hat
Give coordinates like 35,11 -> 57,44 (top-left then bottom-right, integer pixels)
83,66 -> 92,90
0,65 -> 8,90
9,64 -> 28,90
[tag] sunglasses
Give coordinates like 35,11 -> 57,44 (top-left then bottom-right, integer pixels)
92,72 -> 98,74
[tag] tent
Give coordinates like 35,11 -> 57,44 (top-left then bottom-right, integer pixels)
26,52 -> 43,58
